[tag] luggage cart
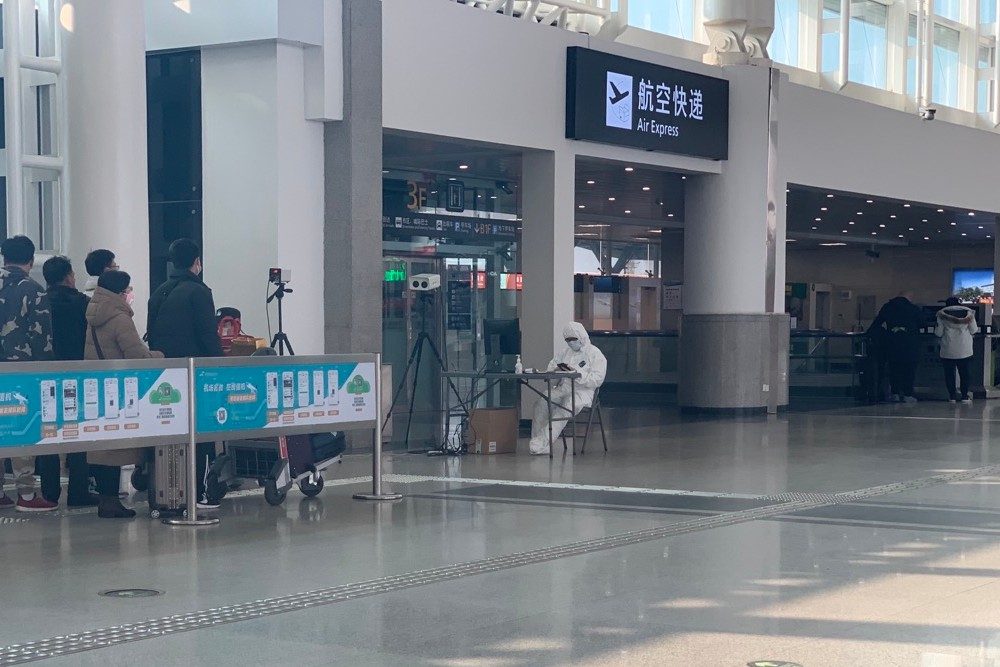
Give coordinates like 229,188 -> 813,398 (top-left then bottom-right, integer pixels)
205,432 -> 346,506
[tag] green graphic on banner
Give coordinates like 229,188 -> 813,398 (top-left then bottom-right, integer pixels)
0,367 -> 189,449
195,362 -> 377,434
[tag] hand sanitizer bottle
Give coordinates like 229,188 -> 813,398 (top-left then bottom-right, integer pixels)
514,355 -> 523,374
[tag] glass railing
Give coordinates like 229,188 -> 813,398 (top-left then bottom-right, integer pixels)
589,331 -> 678,385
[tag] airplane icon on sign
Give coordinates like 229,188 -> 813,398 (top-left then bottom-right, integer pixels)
608,80 -> 629,105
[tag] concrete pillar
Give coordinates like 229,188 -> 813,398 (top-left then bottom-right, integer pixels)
521,149 -> 576,370
680,66 -> 788,413
324,0 -> 382,354
62,0 -> 150,324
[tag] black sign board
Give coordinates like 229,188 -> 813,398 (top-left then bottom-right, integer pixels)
566,47 -> 729,160
447,268 -> 473,331
382,213 -> 518,241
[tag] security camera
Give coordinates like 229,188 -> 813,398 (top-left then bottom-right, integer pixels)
918,106 -> 936,121
409,273 -> 441,291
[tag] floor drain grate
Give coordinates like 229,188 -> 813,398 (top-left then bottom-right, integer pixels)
98,589 -> 163,599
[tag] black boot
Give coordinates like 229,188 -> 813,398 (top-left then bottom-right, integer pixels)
97,495 -> 136,519
67,493 -> 100,508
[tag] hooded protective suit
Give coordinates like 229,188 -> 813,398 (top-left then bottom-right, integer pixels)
529,322 -> 608,455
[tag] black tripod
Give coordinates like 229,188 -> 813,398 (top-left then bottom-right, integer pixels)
384,293 -> 465,454
267,281 -> 294,356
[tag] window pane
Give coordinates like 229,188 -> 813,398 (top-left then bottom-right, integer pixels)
932,23 -> 960,108
977,79 -> 991,113
849,0 -> 888,88
981,0 -> 996,24
628,0 -> 694,40
934,0 -> 961,22
906,15 -> 917,95
771,0 -> 800,66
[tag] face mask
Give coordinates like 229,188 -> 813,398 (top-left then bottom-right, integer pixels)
125,290 -> 135,306
567,340 -> 583,352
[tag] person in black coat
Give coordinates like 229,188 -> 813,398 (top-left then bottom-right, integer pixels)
146,239 -> 223,508
867,292 -> 924,403
37,256 -> 98,506
146,238 -> 224,359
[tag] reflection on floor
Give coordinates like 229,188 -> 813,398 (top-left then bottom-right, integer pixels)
6,401 -> 1000,665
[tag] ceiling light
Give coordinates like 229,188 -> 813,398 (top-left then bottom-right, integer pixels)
811,226 -> 817,230
448,177 -> 457,181
820,242 -> 847,246
381,169 -> 389,174
578,205 -> 585,209
937,208 -> 945,213
922,219 -> 928,222
856,212 -> 863,216
908,227 -> 914,231
458,164 -> 469,170
625,167 -> 634,172
950,222 -> 957,226
642,186 -> 651,191
924,236 -> 930,240
903,204 -> 911,207
608,197 -> 616,202
962,233 -> 967,236
826,194 -> 834,198
815,217 -> 822,222
786,239 -> 797,243
898,235 -> 904,238
578,224 -> 609,228
871,232 -> 877,236
988,235 -> 993,238
490,195 -> 497,200
849,221 -> 855,225
625,210 -> 632,214
648,229 -> 662,233
820,207 -> 828,211
667,213 -> 674,218
979,226 -> 984,229
878,224 -> 885,228
586,180 -> 595,185
969,212 -> 976,216
842,230 -> 848,233
682,176 -> 688,180
866,200 -> 874,204
890,215 -> 896,218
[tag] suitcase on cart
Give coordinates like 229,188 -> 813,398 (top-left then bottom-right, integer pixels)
146,444 -> 189,519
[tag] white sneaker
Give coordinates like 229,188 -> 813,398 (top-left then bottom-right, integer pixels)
196,496 -> 220,510
961,396 -> 974,404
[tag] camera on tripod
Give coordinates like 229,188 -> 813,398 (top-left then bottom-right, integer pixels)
269,267 -> 291,285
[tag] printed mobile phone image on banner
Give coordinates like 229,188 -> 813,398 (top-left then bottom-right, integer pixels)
0,368 -> 189,448
194,362 -> 377,435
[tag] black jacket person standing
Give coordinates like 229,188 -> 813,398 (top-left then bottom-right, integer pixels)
146,239 -> 223,508
868,292 -> 924,403
36,256 -> 99,506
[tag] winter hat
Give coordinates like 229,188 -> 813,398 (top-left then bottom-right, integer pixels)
945,296 -> 961,307
98,270 -> 131,295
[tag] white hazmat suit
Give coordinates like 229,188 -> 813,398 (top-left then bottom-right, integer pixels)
529,322 -> 608,455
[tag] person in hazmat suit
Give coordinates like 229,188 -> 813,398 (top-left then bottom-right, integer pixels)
529,322 -> 607,455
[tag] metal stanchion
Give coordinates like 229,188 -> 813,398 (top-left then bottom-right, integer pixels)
354,354 -> 402,502
165,358 -> 220,526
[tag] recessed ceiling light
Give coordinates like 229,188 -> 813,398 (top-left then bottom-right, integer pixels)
962,233 -> 967,236
381,169 -> 389,174
871,232 -> 877,236
979,226 -> 984,229
578,205 -> 585,209
969,212 -> 976,216
682,176 -> 687,180
786,239 -> 797,243
811,226 -> 818,230
908,227 -> 914,231
815,217 -> 822,222
820,207 -> 828,211
924,236 -> 930,240
903,204 -> 911,207
937,208 -> 944,213
898,234 -> 904,238
890,215 -> 897,219
856,212 -> 863,215
866,200 -> 874,204
667,213 -> 674,217
922,219 -> 928,222
848,221 -> 855,225
490,195 -> 497,200
625,167 -> 634,172
950,222 -> 957,226
820,242 -> 847,246
459,164 -> 469,170
608,197 -> 616,202
648,229 -> 662,233
826,194 -> 834,198
625,210 -> 632,214
878,224 -> 885,228
586,180 -> 595,185
642,186 -> 651,191
842,229 -> 848,233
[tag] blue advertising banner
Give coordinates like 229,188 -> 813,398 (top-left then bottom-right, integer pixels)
0,367 -> 189,449
195,361 -> 378,435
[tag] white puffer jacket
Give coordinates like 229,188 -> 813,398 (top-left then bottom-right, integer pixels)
935,305 -> 979,359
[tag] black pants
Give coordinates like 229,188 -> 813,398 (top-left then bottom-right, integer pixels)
90,464 -> 121,497
887,335 -> 918,398
942,357 -> 972,399
37,452 -> 93,503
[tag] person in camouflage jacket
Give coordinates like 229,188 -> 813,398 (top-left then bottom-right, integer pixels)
0,236 -> 56,512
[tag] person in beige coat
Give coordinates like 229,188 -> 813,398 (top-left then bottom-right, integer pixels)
85,271 -> 163,518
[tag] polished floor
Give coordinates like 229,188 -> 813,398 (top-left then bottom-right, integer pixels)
6,401 -> 1000,665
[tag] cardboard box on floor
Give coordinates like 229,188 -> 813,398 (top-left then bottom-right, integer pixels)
465,408 -> 517,455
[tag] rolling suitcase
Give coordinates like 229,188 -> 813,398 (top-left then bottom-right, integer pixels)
147,444 -> 189,518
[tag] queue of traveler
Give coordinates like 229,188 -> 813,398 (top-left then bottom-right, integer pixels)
0,236 -> 223,517
868,291 -> 981,404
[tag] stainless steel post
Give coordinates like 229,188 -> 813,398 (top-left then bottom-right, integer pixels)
165,357 -> 219,526
354,354 -> 402,501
